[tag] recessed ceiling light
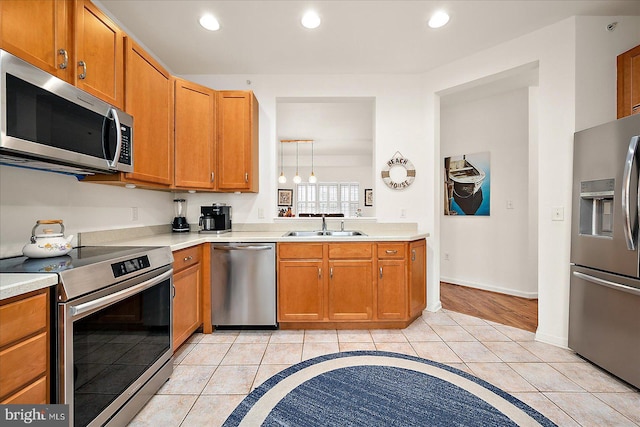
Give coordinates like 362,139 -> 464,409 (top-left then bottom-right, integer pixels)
301,11 -> 321,29
199,14 -> 220,31
428,11 -> 450,29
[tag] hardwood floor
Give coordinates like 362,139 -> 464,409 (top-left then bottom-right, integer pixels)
440,282 -> 538,332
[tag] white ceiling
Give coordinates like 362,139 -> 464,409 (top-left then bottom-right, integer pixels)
97,0 -> 640,75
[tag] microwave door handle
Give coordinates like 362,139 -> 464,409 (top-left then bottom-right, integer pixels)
105,107 -> 123,169
622,135 -> 639,250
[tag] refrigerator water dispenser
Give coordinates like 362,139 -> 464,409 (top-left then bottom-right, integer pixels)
579,178 -> 615,238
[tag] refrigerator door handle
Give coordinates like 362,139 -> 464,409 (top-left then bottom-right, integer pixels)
573,271 -> 640,297
621,135 -> 639,250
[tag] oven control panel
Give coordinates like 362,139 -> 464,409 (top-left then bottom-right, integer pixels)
111,255 -> 151,278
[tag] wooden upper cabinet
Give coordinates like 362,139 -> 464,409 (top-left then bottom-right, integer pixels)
123,39 -> 173,185
0,0 -> 73,81
174,78 -> 216,190
617,44 -> 640,119
217,91 -> 259,192
74,0 -> 124,109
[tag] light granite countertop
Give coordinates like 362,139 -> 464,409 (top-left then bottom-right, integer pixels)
97,230 -> 429,251
0,273 -> 58,301
1,223 -> 429,300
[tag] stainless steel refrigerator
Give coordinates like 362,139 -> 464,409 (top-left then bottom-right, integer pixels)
570,113 -> 640,389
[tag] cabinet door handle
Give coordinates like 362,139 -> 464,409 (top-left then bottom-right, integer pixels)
411,249 -> 416,262
78,60 -> 87,79
58,49 -> 68,69
245,172 -> 249,183
183,256 -> 193,262
318,267 -> 322,279
385,250 -> 397,254
379,267 -> 383,279
330,267 -> 333,279
211,172 -> 215,182
172,285 -> 176,298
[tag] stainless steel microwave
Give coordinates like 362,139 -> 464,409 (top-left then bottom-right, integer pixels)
0,50 -> 133,175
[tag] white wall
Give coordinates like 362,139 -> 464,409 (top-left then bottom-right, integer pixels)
425,15 -> 639,347
181,73 -> 429,228
0,166 -> 172,257
440,87 -> 535,297
575,16 -> 640,131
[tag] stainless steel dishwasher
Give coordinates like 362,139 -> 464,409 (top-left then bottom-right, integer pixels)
211,243 -> 277,328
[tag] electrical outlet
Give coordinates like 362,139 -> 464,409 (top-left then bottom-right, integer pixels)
131,207 -> 138,221
444,253 -> 449,261
400,208 -> 407,218
506,200 -> 514,209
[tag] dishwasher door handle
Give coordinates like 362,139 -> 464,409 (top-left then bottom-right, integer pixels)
214,245 -> 273,251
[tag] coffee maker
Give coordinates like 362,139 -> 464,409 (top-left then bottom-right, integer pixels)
199,204 -> 232,233
172,199 -> 190,232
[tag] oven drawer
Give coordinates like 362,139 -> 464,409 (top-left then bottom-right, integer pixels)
173,246 -> 201,272
0,332 -> 47,399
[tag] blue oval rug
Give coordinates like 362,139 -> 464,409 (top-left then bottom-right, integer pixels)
223,351 -> 557,427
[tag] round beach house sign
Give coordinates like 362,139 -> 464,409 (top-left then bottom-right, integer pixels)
381,151 -> 416,189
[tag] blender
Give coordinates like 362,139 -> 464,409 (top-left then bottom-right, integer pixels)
172,199 -> 190,232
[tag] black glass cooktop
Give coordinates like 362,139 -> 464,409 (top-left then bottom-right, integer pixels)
0,246 -> 155,274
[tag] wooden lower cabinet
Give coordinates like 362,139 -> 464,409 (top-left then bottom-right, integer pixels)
278,239 -> 426,328
172,246 -> 202,350
328,260 -> 373,320
278,261 -> 323,321
409,239 -> 427,317
0,289 -> 49,404
377,259 -> 406,320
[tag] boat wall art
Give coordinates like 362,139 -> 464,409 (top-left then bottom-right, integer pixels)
444,151 -> 490,216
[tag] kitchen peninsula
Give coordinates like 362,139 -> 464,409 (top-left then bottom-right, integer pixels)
80,221 -> 428,332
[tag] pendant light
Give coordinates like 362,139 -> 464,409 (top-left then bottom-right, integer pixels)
308,141 -> 317,183
278,140 -> 287,184
293,142 -> 302,184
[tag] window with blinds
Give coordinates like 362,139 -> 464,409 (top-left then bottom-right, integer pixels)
296,182 -> 360,217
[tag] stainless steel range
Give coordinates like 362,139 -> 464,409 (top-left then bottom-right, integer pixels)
0,246 -> 174,426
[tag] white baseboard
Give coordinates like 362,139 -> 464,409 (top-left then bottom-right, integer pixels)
534,330 -> 569,349
425,301 -> 442,313
440,276 -> 538,299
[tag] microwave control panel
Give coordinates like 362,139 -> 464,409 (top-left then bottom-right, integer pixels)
118,125 -> 132,166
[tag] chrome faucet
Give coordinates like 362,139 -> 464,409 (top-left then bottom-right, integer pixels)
321,215 -> 327,231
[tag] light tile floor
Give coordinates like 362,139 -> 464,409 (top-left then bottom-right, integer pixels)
129,310 -> 640,426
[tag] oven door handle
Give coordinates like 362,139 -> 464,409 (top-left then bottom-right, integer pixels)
69,269 -> 173,318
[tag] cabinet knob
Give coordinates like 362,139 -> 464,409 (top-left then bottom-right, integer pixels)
183,256 -> 193,262
78,60 -> 87,79
58,49 -> 68,69
385,250 -> 397,254
411,249 -> 416,262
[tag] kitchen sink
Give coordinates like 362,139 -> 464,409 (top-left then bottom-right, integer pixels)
283,230 -> 367,237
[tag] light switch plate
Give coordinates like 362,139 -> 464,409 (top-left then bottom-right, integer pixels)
552,206 -> 564,221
